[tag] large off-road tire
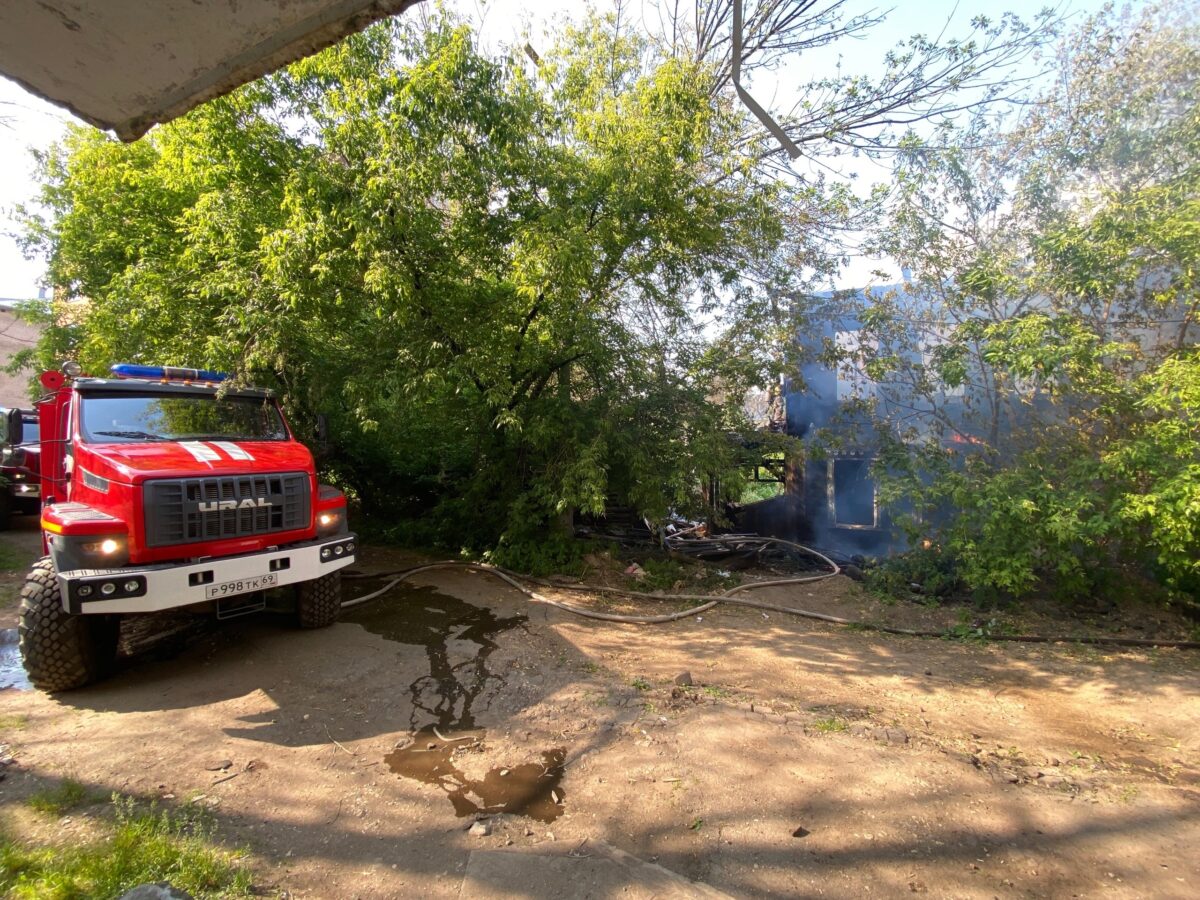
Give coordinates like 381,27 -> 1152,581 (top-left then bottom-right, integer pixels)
0,492 -> 11,531
16,496 -> 40,516
18,558 -> 119,692
295,570 -> 342,628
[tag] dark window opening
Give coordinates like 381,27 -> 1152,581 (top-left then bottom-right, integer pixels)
831,458 -> 876,527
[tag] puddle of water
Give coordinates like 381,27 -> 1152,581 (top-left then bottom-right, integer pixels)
0,629 -> 31,691
386,727 -> 566,822
344,581 -> 566,820
344,580 -> 526,731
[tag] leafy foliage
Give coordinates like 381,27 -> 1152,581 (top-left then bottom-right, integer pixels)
14,3 -> 1069,563
844,2 -> 1200,603
19,13 -> 789,551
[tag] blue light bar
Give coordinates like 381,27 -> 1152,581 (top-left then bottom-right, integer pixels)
110,363 -> 229,382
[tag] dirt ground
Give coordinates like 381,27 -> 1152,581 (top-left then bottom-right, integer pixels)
1,516 -> 1199,898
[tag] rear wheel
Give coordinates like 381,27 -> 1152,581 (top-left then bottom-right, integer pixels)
18,558 -> 119,691
0,492 -> 11,531
295,571 -> 342,628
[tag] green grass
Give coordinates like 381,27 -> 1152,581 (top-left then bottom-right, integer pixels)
26,781 -> 99,816
630,677 -> 651,691
0,714 -> 27,731
739,480 -> 784,504
0,542 -> 28,572
1,797 -> 253,899
811,716 -> 849,734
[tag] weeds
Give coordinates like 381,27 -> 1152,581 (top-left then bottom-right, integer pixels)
635,559 -> 688,593
691,567 -> 742,592
26,780 -> 98,815
630,677 -> 651,692
486,535 -> 596,578
864,547 -> 962,604
702,685 -> 729,699
631,558 -> 740,594
0,714 -> 27,731
811,717 -> 849,734
1,796 -> 253,898
944,611 -> 1015,642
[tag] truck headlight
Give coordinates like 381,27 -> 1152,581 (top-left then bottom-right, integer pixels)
316,510 -> 345,536
79,536 -> 129,566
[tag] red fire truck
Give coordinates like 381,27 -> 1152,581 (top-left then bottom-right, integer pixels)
17,362 -> 356,691
0,407 -> 42,527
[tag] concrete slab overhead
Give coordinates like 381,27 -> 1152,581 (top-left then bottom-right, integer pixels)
0,0 -> 422,141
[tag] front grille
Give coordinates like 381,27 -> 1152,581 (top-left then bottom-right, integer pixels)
143,472 -> 310,548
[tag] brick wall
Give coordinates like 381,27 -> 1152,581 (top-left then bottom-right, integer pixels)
0,307 -> 42,409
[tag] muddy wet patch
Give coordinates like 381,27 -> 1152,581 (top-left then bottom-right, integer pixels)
343,580 -> 527,730
344,580 -> 565,820
386,727 -> 566,822
0,628 -> 30,691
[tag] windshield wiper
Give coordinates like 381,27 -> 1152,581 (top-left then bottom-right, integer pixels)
189,434 -> 284,442
92,430 -> 170,441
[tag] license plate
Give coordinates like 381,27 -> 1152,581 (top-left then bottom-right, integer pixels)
205,573 -> 277,599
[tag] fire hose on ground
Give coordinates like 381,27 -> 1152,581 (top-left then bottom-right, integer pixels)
339,537 -> 1200,650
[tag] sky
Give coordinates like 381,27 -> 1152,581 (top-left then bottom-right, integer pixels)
0,0 -> 1110,300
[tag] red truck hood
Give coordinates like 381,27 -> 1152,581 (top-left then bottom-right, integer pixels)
83,440 -> 313,484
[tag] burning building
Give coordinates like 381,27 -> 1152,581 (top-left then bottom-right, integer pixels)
736,271 -> 965,558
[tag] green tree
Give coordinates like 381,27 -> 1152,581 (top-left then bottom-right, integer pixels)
15,3 -> 1066,559
844,1 -> 1200,602
19,14 -> 790,550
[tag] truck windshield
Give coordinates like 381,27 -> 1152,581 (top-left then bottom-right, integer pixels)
80,393 -> 287,443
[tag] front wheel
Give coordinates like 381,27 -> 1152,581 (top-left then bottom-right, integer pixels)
18,558 -> 119,691
295,571 -> 342,628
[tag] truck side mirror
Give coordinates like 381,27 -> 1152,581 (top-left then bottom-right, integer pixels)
0,409 -> 22,447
